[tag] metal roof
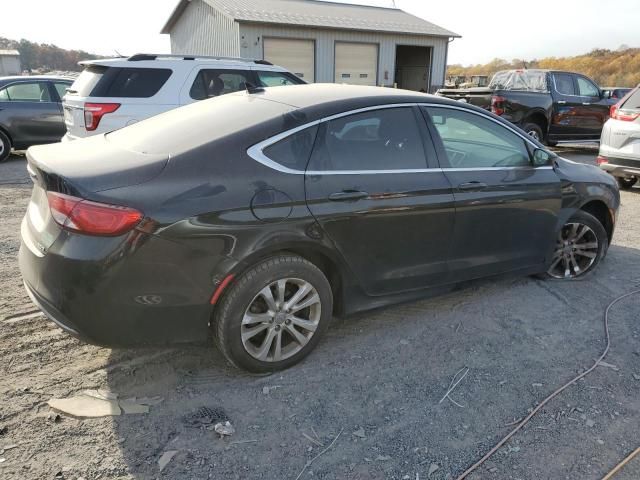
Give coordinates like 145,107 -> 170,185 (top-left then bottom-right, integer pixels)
0,49 -> 20,56
161,0 -> 459,37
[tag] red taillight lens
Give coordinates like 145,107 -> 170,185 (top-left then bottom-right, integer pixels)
47,192 -> 142,236
84,102 -> 120,131
610,104 -> 640,122
596,156 -> 608,165
491,95 -> 505,116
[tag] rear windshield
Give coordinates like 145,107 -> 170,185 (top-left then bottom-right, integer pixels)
68,65 -> 107,96
69,65 -> 172,98
489,70 -> 548,92
621,88 -> 640,110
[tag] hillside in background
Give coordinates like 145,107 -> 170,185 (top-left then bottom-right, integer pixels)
447,47 -> 640,87
0,37 -> 101,73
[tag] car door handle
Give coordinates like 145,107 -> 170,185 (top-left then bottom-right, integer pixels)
458,181 -> 488,191
582,102 -> 592,106
557,100 -> 567,104
328,190 -> 369,201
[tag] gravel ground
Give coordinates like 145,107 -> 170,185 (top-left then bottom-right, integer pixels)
1,147 -> 639,480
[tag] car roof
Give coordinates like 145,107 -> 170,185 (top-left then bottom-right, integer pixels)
0,75 -> 73,84
80,55 -> 288,71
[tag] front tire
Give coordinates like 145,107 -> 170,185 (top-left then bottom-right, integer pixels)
0,130 -> 11,163
617,176 -> 637,189
213,255 -> 333,373
522,123 -> 544,143
544,210 -> 608,280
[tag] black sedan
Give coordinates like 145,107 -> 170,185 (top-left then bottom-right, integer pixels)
0,75 -> 73,162
19,84 -> 619,372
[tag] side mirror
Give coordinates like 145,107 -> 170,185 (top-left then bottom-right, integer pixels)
533,148 -> 553,167
601,89 -> 611,99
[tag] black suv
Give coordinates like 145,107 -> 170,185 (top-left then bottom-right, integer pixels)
0,76 -> 73,161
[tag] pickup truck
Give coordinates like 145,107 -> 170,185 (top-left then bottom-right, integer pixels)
436,69 -> 617,146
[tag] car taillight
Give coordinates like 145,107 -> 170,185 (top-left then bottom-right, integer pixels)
596,156 -> 608,165
84,103 -> 120,131
491,95 -> 505,116
610,104 -> 640,122
47,192 -> 142,236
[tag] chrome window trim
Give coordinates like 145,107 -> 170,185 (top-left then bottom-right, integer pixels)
247,102 -> 547,175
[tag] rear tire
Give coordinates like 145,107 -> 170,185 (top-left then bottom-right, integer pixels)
522,123 -> 544,143
213,255 -> 333,373
0,130 -> 11,163
542,210 -> 608,280
617,176 -> 637,189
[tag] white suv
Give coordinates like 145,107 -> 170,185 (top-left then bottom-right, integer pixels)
62,53 -> 306,141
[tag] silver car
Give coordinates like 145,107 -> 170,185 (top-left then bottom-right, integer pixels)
599,85 -> 640,189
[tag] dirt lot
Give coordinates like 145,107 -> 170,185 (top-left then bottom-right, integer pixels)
1,148 -> 639,480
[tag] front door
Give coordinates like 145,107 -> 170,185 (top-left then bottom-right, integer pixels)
422,106 -> 562,281
549,72 -> 582,139
573,74 -> 612,138
304,106 -> 456,295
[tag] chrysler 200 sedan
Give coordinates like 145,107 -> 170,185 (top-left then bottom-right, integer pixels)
19,84 -> 619,372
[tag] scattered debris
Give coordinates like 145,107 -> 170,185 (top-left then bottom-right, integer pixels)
352,428 -> 366,439
597,439 -> 605,445
214,421 -> 235,438
597,360 -> 619,371
262,385 -> 281,395
0,426 -> 7,436
184,406 -> 228,428
158,450 -> 178,472
439,367 -> 469,408
400,339 -> 410,345
0,458 -> 5,463
119,399 -> 150,415
135,396 -> 164,406
586,419 -> 595,428
488,467 -> 498,473
48,392 -> 121,418
302,432 -> 323,447
532,383 -> 543,387
229,439 -> 258,446
503,417 -> 524,427
47,413 -> 61,423
0,444 -> 18,455
428,463 -> 439,476
376,455 -> 391,461
294,428 -> 343,480
633,374 -> 640,381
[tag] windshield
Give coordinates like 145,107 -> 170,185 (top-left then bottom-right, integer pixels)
489,70 -> 548,92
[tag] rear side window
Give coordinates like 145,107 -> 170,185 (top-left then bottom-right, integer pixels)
0,82 -> 51,102
622,88 -> 640,110
102,68 -> 172,98
308,107 -> 427,171
190,69 -> 253,100
263,126 -> 318,171
554,74 -> 576,96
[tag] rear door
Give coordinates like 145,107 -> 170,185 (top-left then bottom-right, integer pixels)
0,80 -> 64,146
423,105 -> 561,281
304,105 -> 456,295
549,72 -> 582,138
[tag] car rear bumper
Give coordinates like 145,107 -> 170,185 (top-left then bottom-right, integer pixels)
599,156 -> 640,177
18,224 -> 216,346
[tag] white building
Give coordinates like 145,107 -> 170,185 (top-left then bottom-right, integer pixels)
0,50 -> 21,76
161,0 -> 459,92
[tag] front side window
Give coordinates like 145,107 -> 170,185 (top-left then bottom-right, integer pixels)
0,82 -> 51,102
554,73 -> 576,96
576,77 -> 600,97
257,71 -> 304,87
425,107 -> 531,168
308,107 -> 427,171
190,69 -> 252,100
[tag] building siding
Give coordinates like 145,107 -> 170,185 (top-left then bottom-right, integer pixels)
0,56 -> 21,76
240,24 -> 448,90
168,0 -> 450,91
170,0 -> 240,57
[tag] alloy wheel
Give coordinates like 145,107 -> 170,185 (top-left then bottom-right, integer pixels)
527,130 -> 540,141
547,222 -> 599,279
241,278 -> 321,362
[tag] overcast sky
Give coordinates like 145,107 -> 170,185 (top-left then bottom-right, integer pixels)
1,0 -> 638,65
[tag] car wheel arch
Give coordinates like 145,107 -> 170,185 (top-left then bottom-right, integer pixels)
0,124 -> 13,145
224,241 -> 351,316
580,199 -> 613,243
524,111 -> 549,134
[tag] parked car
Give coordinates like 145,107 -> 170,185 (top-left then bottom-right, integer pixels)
598,85 -> 640,189
602,87 -> 632,101
20,84 -> 619,372
62,53 -> 306,141
436,69 -> 616,146
0,75 -> 73,162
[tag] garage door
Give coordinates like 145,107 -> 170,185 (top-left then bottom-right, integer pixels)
263,38 -> 315,82
335,42 -> 378,86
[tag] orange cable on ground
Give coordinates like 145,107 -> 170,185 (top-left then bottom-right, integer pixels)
601,446 -> 640,480
455,289 -> 640,480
